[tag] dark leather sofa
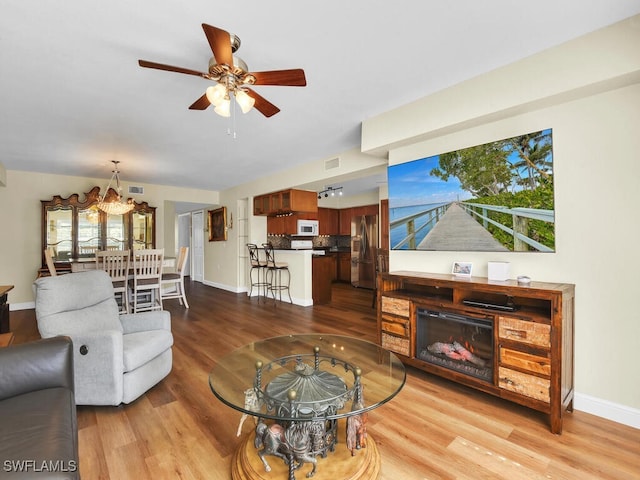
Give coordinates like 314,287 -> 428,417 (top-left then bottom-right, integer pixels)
0,336 -> 79,479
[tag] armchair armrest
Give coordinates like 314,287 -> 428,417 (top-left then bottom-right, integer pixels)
0,336 -> 73,401
120,310 -> 171,334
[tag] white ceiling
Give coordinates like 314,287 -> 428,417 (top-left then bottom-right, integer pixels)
2,1 -> 639,196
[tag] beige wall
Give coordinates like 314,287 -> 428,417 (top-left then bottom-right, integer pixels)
0,171 -> 218,304
361,16 -> 640,423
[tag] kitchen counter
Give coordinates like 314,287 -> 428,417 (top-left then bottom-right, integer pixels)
271,249 -> 342,306
273,249 -> 314,306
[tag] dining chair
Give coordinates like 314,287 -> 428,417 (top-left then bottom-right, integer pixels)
130,248 -> 164,313
161,246 -> 189,308
96,249 -> 130,314
44,248 -> 58,277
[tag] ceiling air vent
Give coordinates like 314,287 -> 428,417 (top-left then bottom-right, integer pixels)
128,186 -> 144,195
324,157 -> 340,171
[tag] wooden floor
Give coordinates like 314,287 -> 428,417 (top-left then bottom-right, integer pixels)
10,281 -> 639,480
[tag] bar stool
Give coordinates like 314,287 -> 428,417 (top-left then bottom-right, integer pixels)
262,243 -> 292,304
247,243 -> 269,301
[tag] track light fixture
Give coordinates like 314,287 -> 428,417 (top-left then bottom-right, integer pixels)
317,186 -> 343,199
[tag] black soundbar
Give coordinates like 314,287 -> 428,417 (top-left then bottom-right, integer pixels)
462,299 -> 519,312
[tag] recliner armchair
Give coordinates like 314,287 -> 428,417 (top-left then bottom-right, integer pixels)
34,270 -> 173,405
0,336 -> 79,479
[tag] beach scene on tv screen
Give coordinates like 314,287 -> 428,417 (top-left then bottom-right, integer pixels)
388,129 -> 555,252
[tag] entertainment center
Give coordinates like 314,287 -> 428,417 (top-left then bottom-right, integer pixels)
376,271 -> 575,434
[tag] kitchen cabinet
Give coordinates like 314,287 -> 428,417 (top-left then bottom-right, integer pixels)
267,214 -> 297,235
338,252 -> 351,283
318,208 -> 339,235
339,208 -> 352,235
312,256 -> 333,304
253,195 -> 271,215
254,189 -> 317,216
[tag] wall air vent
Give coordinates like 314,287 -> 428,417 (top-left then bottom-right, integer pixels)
324,157 -> 340,171
128,186 -> 144,195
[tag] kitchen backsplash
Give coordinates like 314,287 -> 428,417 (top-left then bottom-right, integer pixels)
266,235 -> 350,250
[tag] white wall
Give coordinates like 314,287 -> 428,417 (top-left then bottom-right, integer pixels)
361,16 -> 640,426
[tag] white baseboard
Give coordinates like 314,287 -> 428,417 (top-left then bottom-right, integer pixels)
10,302 -> 34,311
574,392 -> 640,429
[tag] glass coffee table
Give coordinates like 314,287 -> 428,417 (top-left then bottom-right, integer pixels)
209,334 -> 406,480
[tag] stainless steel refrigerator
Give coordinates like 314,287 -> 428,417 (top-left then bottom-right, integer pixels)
351,214 -> 378,288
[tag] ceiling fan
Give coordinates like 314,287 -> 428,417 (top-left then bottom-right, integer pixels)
138,23 -> 306,118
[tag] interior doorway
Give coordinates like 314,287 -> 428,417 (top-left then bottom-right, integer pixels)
191,211 -> 204,283
177,213 -> 191,277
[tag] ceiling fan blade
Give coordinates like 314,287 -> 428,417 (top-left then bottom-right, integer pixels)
202,23 -> 233,66
188,94 -> 211,110
250,69 -> 307,87
245,88 -> 280,117
138,60 -> 208,78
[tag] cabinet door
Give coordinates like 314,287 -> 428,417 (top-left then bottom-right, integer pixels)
254,195 -> 271,215
289,190 -> 317,213
271,192 -> 284,213
267,216 -> 284,235
380,199 -> 389,251
339,208 -> 352,235
338,253 -> 351,282
280,191 -> 291,211
318,208 -> 339,235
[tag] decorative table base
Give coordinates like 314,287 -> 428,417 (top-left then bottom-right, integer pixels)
232,429 -> 380,480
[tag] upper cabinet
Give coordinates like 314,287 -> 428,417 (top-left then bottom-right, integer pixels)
253,189 -> 317,216
318,208 -> 339,235
41,186 -> 156,269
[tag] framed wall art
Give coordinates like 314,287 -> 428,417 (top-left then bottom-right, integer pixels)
208,207 -> 227,242
388,129 -> 555,252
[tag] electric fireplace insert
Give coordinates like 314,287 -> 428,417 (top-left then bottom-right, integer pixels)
416,308 -> 494,382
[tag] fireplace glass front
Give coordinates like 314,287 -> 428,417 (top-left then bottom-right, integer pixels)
416,308 -> 494,382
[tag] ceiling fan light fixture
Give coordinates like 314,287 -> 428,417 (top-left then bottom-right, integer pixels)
235,89 -> 255,114
206,84 -> 227,106
214,97 -> 231,117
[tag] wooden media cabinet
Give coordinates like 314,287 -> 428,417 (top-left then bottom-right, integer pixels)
376,271 -> 575,434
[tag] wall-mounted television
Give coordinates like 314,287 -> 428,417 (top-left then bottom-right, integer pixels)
388,129 -> 555,252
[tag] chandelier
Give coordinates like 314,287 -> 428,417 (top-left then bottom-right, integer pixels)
318,186 -> 343,199
97,160 -> 135,215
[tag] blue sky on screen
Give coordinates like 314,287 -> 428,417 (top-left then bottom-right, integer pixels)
388,155 -> 472,208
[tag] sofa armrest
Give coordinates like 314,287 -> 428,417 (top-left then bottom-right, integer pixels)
0,336 -> 74,401
119,310 -> 171,334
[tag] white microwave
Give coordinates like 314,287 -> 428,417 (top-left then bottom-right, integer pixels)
296,219 -> 319,236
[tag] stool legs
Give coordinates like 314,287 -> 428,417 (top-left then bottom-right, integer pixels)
266,266 -> 292,304
249,264 -> 268,301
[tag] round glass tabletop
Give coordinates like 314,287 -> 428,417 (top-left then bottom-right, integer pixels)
209,334 -> 406,422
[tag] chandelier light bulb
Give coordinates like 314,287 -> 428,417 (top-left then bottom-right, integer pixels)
235,89 -> 255,114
